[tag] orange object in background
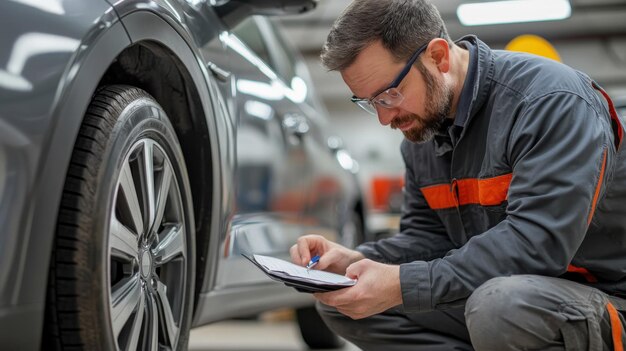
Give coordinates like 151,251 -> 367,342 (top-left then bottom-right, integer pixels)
505,34 -> 562,62
371,176 -> 405,213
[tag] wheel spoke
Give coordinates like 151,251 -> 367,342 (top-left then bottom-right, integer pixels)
111,274 -> 142,338
110,217 -> 138,261
110,137 -> 188,351
119,162 -> 144,235
146,294 -> 159,351
141,140 -> 156,235
154,225 -> 185,265
124,289 -> 145,351
153,164 -> 172,234
156,281 -> 179,347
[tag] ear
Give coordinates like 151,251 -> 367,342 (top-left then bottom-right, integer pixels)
427,39 -> 450,73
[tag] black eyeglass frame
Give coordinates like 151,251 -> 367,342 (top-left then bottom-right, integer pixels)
350,30 -> 445,112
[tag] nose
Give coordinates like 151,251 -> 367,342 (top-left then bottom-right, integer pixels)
376,106 -> 399,126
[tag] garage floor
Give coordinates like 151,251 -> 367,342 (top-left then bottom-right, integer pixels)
189,316 -> 360,351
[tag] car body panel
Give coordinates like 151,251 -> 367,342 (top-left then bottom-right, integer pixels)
253,19 -> 364,245
209,21 -> 312,286
190,16 -> 326,325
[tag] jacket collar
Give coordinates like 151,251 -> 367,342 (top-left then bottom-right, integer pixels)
454,35 -> 495,129
431,36 -> 494,156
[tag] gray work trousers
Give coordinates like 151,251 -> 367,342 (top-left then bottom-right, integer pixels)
317,275 -> 626,350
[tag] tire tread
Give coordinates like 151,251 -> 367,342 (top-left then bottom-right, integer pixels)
44,86 -> 146,350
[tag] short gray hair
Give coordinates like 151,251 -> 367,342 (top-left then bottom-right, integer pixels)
321,0 -> 449,71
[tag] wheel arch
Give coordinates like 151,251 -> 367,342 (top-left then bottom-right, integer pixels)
101,9 -> 224,316
99,39 -> 218,310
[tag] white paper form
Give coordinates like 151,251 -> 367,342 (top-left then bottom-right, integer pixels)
253,254 -> 356,285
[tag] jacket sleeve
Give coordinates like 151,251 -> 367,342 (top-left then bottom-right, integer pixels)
399,92 -> 615,313
356,140 -> 456,264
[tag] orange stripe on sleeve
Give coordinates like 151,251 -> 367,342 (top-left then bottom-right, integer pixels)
607,302 -> 624,351
588,148 -> 608,226
478,173 -> 513,206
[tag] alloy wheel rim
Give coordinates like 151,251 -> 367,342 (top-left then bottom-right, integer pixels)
108,138 -> 187,351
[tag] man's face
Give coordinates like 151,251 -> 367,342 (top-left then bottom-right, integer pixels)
341,41 -> 454,143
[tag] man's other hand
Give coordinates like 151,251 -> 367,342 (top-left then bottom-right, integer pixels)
313,259 -> 402,320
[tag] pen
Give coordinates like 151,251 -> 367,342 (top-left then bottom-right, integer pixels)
306,255 -> 320,271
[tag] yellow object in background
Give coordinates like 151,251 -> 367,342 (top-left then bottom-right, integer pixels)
505,34 -> 562,62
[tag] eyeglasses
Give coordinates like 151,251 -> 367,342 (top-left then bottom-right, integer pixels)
350,35 -> 438,116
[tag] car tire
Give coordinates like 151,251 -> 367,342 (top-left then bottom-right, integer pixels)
296,306 -> 345,349
44,85 -> 195,351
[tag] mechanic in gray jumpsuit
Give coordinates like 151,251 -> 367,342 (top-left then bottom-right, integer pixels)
290,0 -> 626,350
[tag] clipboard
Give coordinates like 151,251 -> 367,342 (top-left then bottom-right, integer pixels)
242,253 -> 357,293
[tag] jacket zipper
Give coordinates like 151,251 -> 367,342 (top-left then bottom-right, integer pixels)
451,178 -> 460,208
450,177 -> 467,243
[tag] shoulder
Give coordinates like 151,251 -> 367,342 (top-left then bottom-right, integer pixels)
485,50 -> 607,124
491,50 -> 593,102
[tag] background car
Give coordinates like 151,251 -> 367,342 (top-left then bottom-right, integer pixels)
0,0 -> 368,349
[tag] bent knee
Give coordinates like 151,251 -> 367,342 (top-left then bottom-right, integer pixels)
465,275 -> 558,349
466,276 -> 529,319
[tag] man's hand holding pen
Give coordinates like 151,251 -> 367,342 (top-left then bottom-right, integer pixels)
290,234 -> 402,320
290,234 -> 364,275
306,255 -> 320,271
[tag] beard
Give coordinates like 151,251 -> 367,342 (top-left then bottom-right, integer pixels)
391,66 -> 454,143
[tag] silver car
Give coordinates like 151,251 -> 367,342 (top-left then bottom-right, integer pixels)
0,0 -> 367,349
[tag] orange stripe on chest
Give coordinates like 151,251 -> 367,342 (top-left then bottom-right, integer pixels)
420,173 -> 513,210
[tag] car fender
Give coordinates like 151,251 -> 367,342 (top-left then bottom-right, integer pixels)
114,4 -> 230,298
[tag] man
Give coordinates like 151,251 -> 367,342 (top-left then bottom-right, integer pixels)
290,0 -> 626,350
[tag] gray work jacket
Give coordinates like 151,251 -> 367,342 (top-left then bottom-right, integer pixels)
356,36 -> 626,313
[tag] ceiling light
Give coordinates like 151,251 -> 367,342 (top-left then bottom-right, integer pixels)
457,0 -> 571,26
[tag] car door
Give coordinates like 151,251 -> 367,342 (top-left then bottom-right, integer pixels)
198,17 -> 310,288
256,18 -> 360,246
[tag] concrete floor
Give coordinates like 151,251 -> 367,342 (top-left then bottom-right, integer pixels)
189,318 -> 360,351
